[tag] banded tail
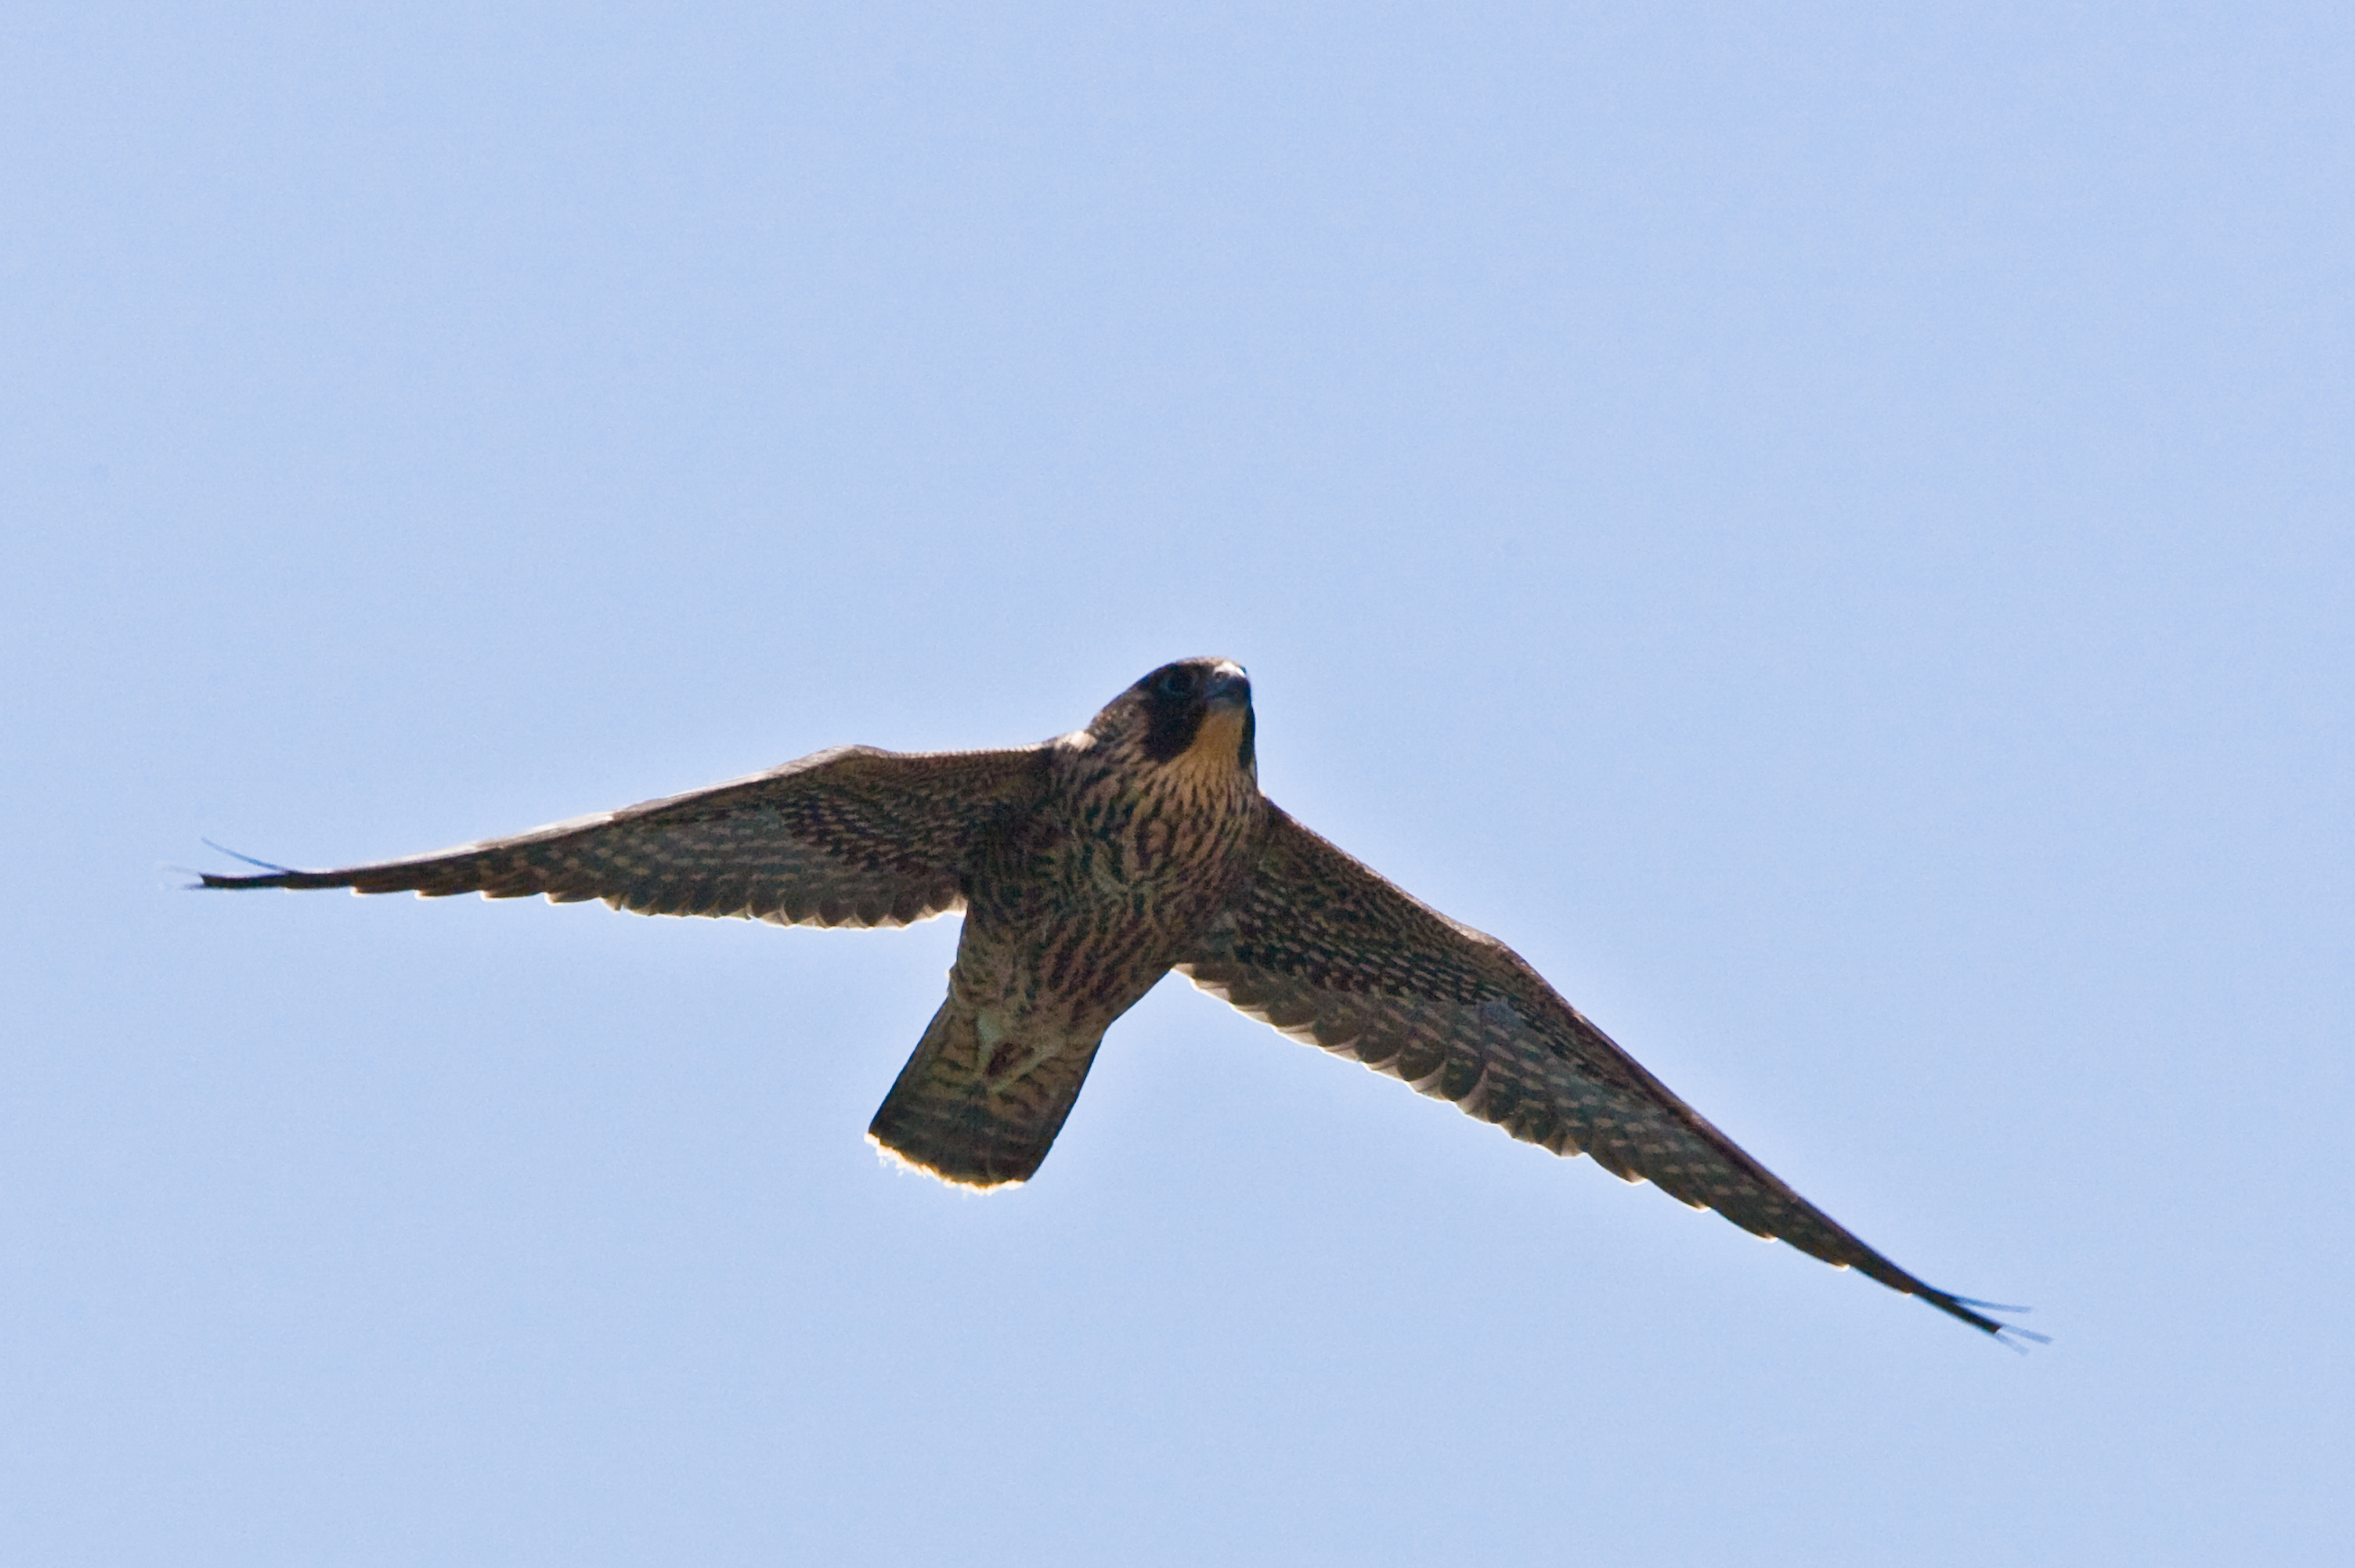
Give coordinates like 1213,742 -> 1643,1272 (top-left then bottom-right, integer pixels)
867,1001 -> 1109,1188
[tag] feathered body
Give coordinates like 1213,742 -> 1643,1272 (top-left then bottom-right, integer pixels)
869,663 -> 1265,1185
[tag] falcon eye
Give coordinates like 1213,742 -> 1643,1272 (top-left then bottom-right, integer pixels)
1153,668 -> 1197,701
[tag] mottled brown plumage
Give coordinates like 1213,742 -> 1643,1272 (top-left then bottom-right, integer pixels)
201,657 -> 2036,1341
866,661 -> 1265,1185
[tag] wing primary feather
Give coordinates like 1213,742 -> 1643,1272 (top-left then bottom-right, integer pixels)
1178,806 -> 2043,1344
197,743 -> 1050,929
198,839 -> 298,876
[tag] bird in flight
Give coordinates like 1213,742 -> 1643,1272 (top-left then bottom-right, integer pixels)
202,657 -> 2036,1341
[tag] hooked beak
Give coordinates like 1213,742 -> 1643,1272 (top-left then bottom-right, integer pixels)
1203,665 -> 1251,710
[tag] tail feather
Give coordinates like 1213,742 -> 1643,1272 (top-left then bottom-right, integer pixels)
867,1000 -> 1106,1188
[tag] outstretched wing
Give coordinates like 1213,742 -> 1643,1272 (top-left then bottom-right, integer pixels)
201,745 -> 1052,929
1177,808 -> 2031,1339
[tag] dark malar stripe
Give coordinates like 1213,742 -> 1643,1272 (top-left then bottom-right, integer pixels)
1139,695 -> 1207,762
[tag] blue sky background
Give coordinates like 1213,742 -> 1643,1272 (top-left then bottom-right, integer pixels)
5,5 -> 2350,1563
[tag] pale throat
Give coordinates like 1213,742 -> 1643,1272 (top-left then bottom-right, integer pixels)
1167,706 -> 1252,793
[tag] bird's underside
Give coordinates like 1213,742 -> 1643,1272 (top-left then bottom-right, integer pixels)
198,658 -> 2038,1343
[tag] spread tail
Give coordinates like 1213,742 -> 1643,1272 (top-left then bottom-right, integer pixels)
866,1000 -> 1107,1189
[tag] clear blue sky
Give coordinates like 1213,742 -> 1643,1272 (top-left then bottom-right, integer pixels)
6,5 -> 2350,1563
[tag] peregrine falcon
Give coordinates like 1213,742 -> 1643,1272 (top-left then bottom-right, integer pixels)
201,657 -> 2037,1341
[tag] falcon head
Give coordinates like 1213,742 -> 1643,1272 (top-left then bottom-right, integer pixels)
1091,657 -> 1256,779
